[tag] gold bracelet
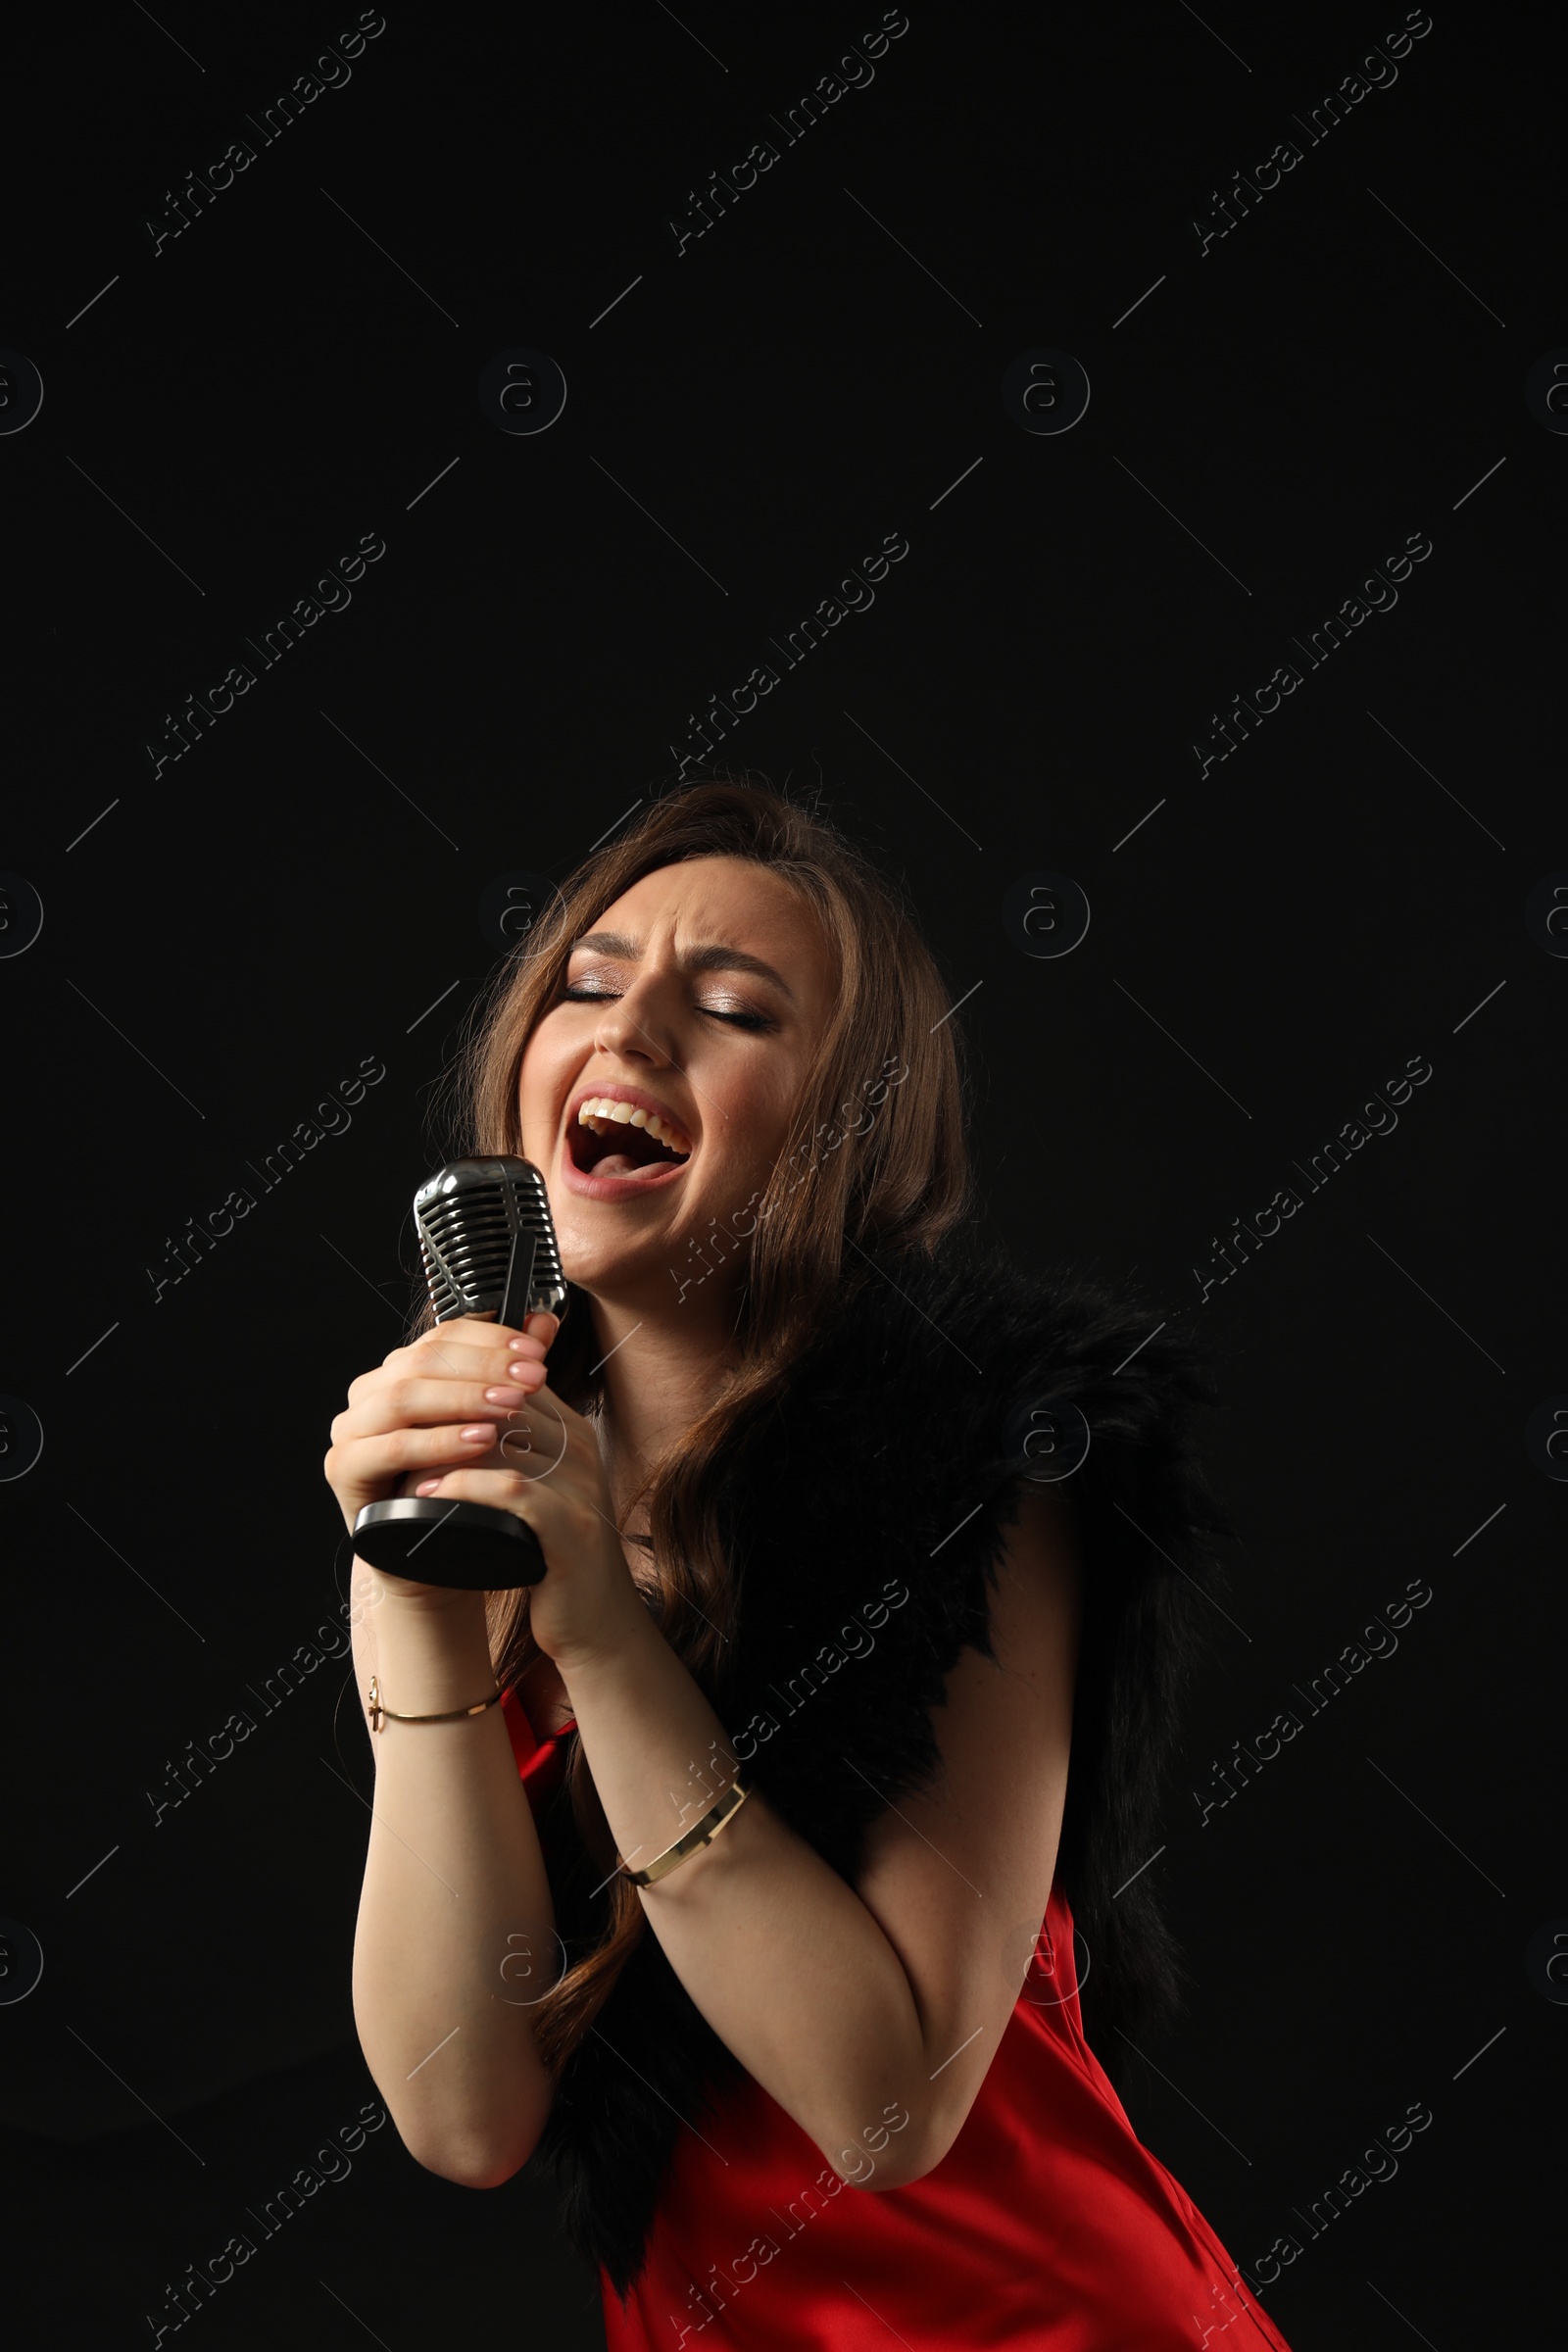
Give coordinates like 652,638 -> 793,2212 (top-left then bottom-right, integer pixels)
616,1774 -> 753,1886
366,1672 -> 504,1735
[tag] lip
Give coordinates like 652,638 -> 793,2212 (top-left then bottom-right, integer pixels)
560,1079 -> 695,1200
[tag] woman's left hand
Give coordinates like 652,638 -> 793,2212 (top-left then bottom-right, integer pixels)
407,1370 -> 647,1672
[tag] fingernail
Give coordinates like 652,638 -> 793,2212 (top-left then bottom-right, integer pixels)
415,1478 -> 442,1495
460,1425 -> 492,1442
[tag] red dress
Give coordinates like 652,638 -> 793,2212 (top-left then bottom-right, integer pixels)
502,1690 -> 1294,2352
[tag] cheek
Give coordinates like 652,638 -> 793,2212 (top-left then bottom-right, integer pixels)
710,1083 -> 799,1177
516,1046 -> 559,1154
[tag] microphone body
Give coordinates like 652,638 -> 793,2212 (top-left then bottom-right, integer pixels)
351,1155 -> 568,1590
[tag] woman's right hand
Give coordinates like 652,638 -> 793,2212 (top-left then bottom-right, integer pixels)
323,1312 -> 558,1597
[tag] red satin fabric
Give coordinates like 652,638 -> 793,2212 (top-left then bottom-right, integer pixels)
502,1690 -> 1294,2351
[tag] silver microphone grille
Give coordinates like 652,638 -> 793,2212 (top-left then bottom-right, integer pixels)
413,1156 -> 568,1325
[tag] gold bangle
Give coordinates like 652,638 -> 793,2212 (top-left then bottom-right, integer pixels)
366,1672 -> 504,1735
616,1774 -> 753,1886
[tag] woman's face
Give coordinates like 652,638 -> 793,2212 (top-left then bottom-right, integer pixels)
518,856 -> 838,1309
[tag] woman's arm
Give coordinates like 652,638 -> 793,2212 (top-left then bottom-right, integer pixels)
559,1481 -> 1082,2188
347,1563 -> 561,2186
325,1313 -> 567,2187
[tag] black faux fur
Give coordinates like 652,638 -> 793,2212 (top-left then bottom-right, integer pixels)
529,1234 -> 1238,2300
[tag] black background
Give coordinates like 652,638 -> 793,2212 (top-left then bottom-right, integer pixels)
3,1 -> 1559,2343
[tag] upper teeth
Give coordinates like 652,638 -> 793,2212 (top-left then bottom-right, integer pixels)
576,1097 -> 691,1155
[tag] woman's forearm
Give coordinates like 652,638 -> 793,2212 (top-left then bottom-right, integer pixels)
349,1573 -> 558,2185
560,1599 -> 927,2182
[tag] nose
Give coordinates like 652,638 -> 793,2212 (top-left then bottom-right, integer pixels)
593,969 -> 679,1067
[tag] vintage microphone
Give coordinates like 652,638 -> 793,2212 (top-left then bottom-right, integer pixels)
351,1155 -> 569,1590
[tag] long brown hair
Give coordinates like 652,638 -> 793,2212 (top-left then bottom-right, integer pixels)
411,774 -> 972,2074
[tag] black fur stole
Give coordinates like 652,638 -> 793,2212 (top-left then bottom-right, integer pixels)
531,1233 -> 1237,2300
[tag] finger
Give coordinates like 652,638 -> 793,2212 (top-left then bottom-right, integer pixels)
408,1466 -> 545,1516
331,1419 -> 516,1486
335,1369 -> 547,1444
416,1391 -> 573,1486
394,1323 -> 550,1372
355,1336 -> 552,1401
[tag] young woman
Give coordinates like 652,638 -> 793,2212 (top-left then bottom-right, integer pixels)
324,779 -> 1295,2349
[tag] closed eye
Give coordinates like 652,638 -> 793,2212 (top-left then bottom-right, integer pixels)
560,985 -> 773,1031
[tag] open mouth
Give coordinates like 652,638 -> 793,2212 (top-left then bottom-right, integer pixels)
566,1108 -> 692,1182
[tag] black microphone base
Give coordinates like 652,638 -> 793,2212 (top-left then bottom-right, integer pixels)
351,1498 -> 547,1590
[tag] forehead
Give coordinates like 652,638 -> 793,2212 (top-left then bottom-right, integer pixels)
592,856 -> 826,956
594,856 -> 798,931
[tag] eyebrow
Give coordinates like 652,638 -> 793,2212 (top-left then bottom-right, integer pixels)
568,930 -> 798,1005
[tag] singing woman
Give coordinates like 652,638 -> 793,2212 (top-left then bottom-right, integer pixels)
324,777 -> 1296,2349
